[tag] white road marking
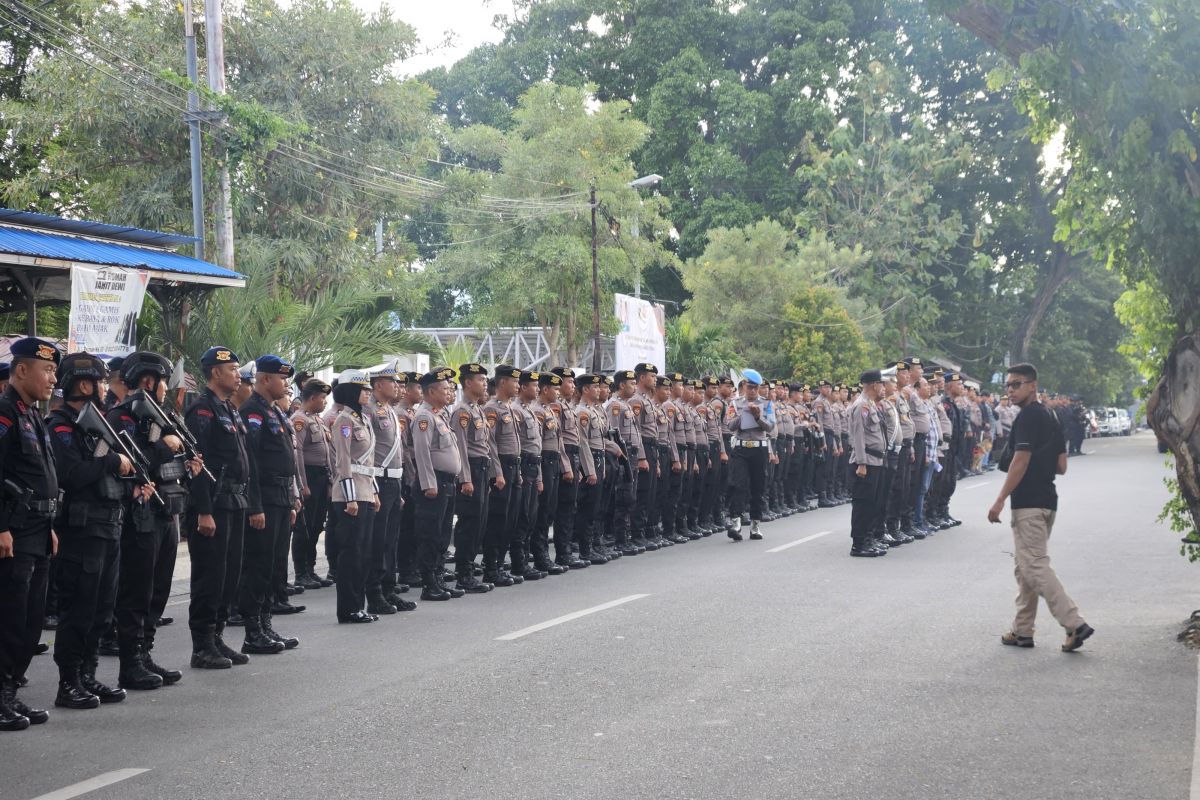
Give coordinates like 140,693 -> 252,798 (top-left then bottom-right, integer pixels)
1192,656 -> 1200,800
766,530 -> 834,553
963,482 -> 994,491
30,769 -> 150,800
496,594 -> 650,641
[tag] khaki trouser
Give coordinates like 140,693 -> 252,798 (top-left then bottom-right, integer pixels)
1011,507 -> 1084,636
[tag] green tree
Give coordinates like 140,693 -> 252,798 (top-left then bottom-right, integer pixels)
664,317 -> 742,378
783,287 -> 878,385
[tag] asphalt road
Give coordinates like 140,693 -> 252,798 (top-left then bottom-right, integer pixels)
7,431 -> 1196,800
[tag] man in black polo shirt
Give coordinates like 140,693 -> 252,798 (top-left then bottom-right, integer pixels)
988,363 -> 1093,652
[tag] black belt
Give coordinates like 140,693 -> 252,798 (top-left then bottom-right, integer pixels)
499,453 -> 520,464
565,444 -> 580,454
27,498 -> 59,515
468,456 -> 488,468
434,469 -> 457,483
520,453 -> 540,466
263,475 -> 294,487
542,451 -> 561,461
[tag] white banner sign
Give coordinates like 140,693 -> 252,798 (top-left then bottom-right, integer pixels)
614,292 -> 666,371
68,266 -> 149,358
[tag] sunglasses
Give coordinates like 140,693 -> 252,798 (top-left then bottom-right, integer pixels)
1005,380 -> 1030,390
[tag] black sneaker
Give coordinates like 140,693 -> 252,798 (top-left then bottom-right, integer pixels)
1001,631 -> 1034,648
1062,624 -> 1094,652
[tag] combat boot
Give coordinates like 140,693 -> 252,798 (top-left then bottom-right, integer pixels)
367,589 -> 399,615
190,628 -> 234,669
420,570 -> 451,601
142,643 -> 182,685
261,613 -> 299,649
79,662 -> 126,704
240,617 -> 285,655
437,571 -> 466,598
117,643 -> 163,690
456,571 -> 492,594
1,679 -> 44,726
54,666 -> 100,710
212,624 -> 248,665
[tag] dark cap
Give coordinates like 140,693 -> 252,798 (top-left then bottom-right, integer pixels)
689,379 -> 704,389
904,357 -> 922,370
943,371 -> 962,383
603,375 -> 614,386
895,360 -> 909,371
666,371 -> 685,383
201,346 -> 239,367
9,337 -> 61,365
859,369 -> 883,385
458,363 -> 488,379
550,367 -> 575,379
655,375 -> 672,388
494,364 -> 520,380
817,379 -> 832,388
419,366 -> 455,387
107,356 -> 126,376
612,369 -> 636,384
718,376 -> 734,386
577,373 -> 604,386
519,370 -> 541,385
538,372 -> 563,388
701,376 -> 719,387
255,354 -> 294,378
634,362 -> 659,376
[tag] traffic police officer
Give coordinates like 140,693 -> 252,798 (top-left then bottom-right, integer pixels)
331,369 -> 380,622
365,362 -> 410,613
726,369 -> 773,541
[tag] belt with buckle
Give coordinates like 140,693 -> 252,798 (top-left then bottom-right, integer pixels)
380,467 -> 403,480
737,440 -> 764,448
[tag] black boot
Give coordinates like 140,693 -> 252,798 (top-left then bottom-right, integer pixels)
438,571 -> 466,598
420,570 -> 451,601
190,628 -> 234,669
367,589 -> 398,615
240,617 -> 285,655
80,663 -> 126,704
456,571 -> 492,594
261,613 -> 299,650
55,666 -> 100,709
142,643 -> 182,685
117,643 -> 163,691
212,624 -> 249,665
1,680 -> 43,726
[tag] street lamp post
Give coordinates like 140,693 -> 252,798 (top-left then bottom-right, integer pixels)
627,174 -> 662,299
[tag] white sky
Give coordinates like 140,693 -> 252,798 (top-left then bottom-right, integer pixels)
353,0 -> 517,76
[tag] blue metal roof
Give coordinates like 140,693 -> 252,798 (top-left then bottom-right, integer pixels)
0,224 -> 244,283
0,207 -> 197,247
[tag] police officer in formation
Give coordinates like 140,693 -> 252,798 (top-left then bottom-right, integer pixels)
2,340 -> 985,732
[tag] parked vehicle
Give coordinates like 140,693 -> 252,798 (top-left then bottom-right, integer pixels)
1115,408 -> 1132,436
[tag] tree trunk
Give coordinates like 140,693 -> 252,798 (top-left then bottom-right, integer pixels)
1010,248 -> 1077,362
1149,331 -> 1200,534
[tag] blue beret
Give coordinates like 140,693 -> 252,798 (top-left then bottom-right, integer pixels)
201,346 -> 239,367
255,354 -> 294,377
742,368 -> 763,386
10,337 -> 61,365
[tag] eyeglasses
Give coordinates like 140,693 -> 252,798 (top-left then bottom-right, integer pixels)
1005,380 -> 1030,390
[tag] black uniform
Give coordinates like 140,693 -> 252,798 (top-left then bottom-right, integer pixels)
184,387 -> 250,661
47,403 -> 125,692
0,387 -> 58,701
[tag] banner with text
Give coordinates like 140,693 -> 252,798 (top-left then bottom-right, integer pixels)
68,266 -> 150,358
614,292 -> 666,372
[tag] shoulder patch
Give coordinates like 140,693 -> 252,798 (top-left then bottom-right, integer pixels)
0,415 -> 12,437
294,419 -> 305,432
54,425 -> 73,433
340,425 -> 352,438
246,413 -> 263,427
459,415 -> 469,429
196,408 -> 214,418
418,419 -> 429,431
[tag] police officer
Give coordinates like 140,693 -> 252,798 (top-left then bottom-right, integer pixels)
365,362 -> 412,613
331,370 -> 380,622
531,372 -> 570,574
108,352 -> 191,690
574,374 -> 609,564
451,363 -> 497,593
482,365 -> 522,587
726,369 -> 773,541
849,370 -> 888,557
290,378 -> 333,590
394,372 -> 422,589
630,363 -> 662,551
411,367 -> 470,600
185,346 -> 251,669
607,370 -> 643,556
551,367 -> 592,570
0,338 -> 60,730
238,355 -> 301,654
49,353 -> 140,708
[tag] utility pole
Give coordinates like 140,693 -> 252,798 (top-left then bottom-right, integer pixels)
204,0 -> 234,269
183,0 -> 204,261
590,180 -> 601,372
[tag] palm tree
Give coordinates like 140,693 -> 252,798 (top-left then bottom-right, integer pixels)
665,316 -> 743,377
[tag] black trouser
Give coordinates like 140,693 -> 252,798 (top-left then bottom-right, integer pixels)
839,434 -> 852,493
485,455 -> 520,572
54,532 -> 120,672
663,446 -> 685,535
240,503 -> 290,616
554,447 -> 581,562
116,512 -> 178,650
654,444 -> 673,530
886,440 -> 913,527
761,450 -> 775,511
633,437 -> 658,539
720,435 -> 733,515
576,449 -> 604,557
873,454 -> 897,536
334,501 -> 375,618
729,444 -> 768,521
510,454 -> 540,570
187,505 -> 244,631
905,433 -> 927,527
370,477 -> 404,595
295,465 -> 330,576
850,465 -> 884,546
0,537 -> 49,683
270,503 -> 294,604
699,442 -> 722,524
533,451 -> 561,565
415,470 -> 457,577
604,451 -> 632,546
691,444 -> 709,524
787,439 -> 805,505
453,458 -> 489,574
396,481 -> 417,579
817,429 -> 837,494
930,445 -> 958,516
